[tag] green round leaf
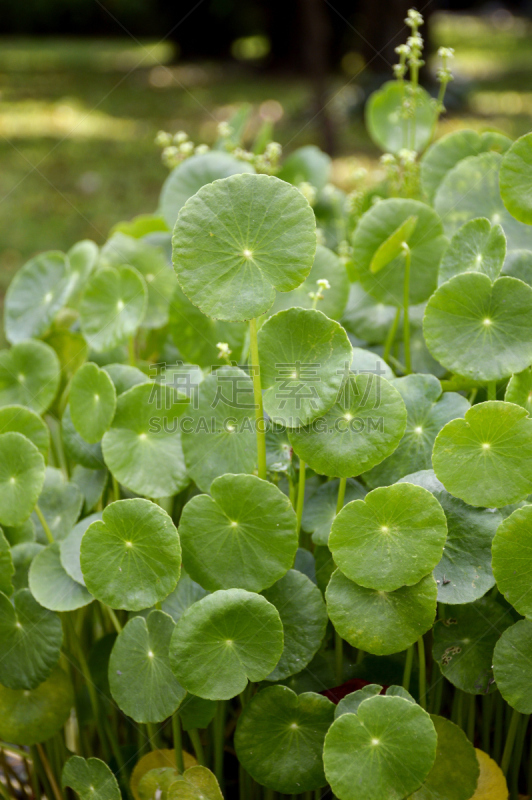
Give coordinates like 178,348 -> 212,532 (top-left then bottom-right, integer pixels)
70,362 -> 117,444
29,543 -> 92,611
4,251 -> 74,344
366,81 -> 436,154
352,199 -> 447,306
434,152 -> 532,251
32,468 -> 83,543
179,473 -> 297,592
399,470 -> 502,605
501,248 -> 532,286
335,685 -> 382,718
326,569 -> 437,655
262,569 -> 328,681
505,366 -> 532,414
424,273 -> 532,381
172,173 -> 316,321
351,347 -> 394,380
410,715 -> 480,800
492,505 -> 532,617
341,283 -> 398,345
159,570 -> 209,623
330,483 -> 447,592
0,404 -> 49,458
0,432 -> 46,526
302,478 -> 366,546
0,588 -> 62,689
103,363 -> 149,395
72,465 -> 107,514
432,401 -> 532,508
62,756 -> 120,800
257,308 -> 352,427
109,610 -> 185,723
500,132 -> 532,224
67,240 -> 99,304
439,218 -> 506,284
102,382 -> 189,498
62,404 -> 105,470
59,512 -> 102,586
0,665 -> 73,745
278,145 -> 331,190
169,589 -> 283,699
269,244 -> 349,320
0,530 -> 14,596
364,374 -> 469,488
178,694 -> 216,732
181,366 -> 257,491
493,619 -> 532,713
323,695 -> 437,800
288,373 -> 407,478
100,233 -> 176,329
168,285 -> 247,368
80,265 -> 147,352
80,499 -> 181,611
159,151 -> 255,229
11,542 -> 43,593
234,685 -> 334,793
0,339 -> 60,414
420,129 -> 511,203
167,766 -> 223,800
433,596 -> 512,695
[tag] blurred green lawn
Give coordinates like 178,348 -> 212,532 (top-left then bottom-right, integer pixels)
1,9 -> 532,295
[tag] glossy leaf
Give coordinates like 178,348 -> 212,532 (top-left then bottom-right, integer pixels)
438,218 -> 506,284
179,473 -> 297,592
29,543 -> 93,611
0,432 -> 46,527
0,339 -> 60,414
326,569 -> 437,655
62,757 -> 120,800
79,265 -> 147,351
102,382 -> 189,498
432,401 -> 532,507
169,589 -> 283,699
109,610 -> 185,723
366,81 -> 436,154
410,715 -> 479,800
499,131 -> 532,224
424,273 -> 532,381
234,685 -> 334,793
323,695 -> 437,800
262,569 -> 328,681
302,478 -> 366,546
172,173 -> 316,321
329,482 -> 447,591
288,373 -> 407,477
80,499 -> 181,611
70,362 -> 117,443
493,620 -> 532,713
492,504 -> 532,617
0,404 -> 49,458
0,666 -> 73,745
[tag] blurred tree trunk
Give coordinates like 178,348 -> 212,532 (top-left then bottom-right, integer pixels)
298,0 -> 336,154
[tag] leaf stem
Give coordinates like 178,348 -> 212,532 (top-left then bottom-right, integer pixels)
295,460 -> 306,538
417,636 -> 426,709
172,712 -> 184,773
402,645 -> 414,693
383,308 -> 401,365
249,318 -> 267,480
335,629 -> 343,686
128,336 -> 136,367
188,728 -> 206,766
213,700 -> 226,787
336,477 -> 347,515
467,694 -> 476,743
102,604 -> 122,634
501,707 -> 521,775
487,381 -> 497,401
402,244 -> 412,374
36,744 -> 62,800
34,504 -> 54,544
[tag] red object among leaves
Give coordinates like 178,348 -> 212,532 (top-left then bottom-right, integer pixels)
322,678 -> 388,704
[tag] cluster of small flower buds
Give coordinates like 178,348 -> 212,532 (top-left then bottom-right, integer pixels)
308,278 -> 331,305
392,9 -> 425,85
216,342 -> 232,361
298,182 -> 317,206
437,47 -> 455,85
254,142 -> 283,174
155,130 -> 210,169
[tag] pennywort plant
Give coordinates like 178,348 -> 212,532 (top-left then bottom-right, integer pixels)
3,9 -> 532,800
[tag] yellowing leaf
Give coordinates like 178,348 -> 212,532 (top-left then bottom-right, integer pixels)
130,750 -> 196,800
471,749 -> 508,800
